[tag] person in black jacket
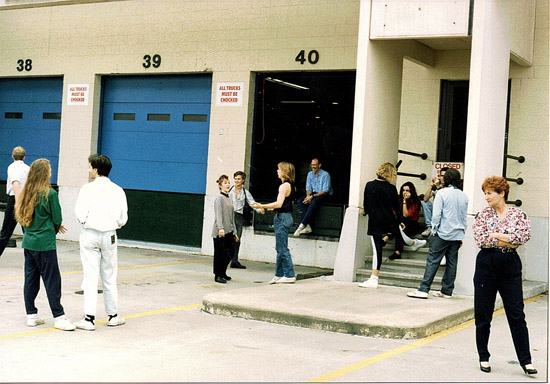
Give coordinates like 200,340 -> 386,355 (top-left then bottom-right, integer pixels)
359,162 -> 400,289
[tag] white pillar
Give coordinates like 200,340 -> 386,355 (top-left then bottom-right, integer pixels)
334,0 -> 405,281
455,0 -> 511,295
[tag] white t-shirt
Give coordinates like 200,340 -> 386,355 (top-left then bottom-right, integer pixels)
75,176 -> 128,232
7,160 -> 30,196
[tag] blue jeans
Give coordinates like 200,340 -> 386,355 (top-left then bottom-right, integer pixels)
24,249 -> 65,318
273,212 -> 295,278
421,200 -> 433,227
419,234 -> 461,295
296,194 -> 328,226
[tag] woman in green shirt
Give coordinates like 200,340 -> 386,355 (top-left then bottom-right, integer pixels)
15,159 -> 75,331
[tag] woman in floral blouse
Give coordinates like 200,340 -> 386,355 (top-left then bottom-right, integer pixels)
473,176 -> 537,376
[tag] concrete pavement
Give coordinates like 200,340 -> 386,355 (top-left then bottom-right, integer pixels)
0,238 -> 547,382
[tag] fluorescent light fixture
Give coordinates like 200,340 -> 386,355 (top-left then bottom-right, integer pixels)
265,77 -> 309,90
280,100 -> 316,104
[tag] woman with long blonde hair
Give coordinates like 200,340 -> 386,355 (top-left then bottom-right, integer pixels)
254,162 -> 297,284
15,159 -> 75,331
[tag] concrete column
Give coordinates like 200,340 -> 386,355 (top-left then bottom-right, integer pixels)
57,74 -> 102,242
455,0 -> 511,295
334,0 -> 405,281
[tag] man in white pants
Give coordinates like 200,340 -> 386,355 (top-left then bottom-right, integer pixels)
74,154 -> 128,331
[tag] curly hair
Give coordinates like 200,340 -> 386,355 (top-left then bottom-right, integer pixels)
399,181 -> 420,208
15,159 -> 51,227
376,162 -> 397,183
481,176 -> 510,200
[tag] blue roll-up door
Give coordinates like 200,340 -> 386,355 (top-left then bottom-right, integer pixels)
99,75 -> 212,246
100,75 -> 211,194
0,78 -> 63,184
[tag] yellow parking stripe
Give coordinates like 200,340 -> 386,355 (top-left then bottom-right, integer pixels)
0,303 -> 201,340
309,293 -> 547,382
0,259 -> 210,280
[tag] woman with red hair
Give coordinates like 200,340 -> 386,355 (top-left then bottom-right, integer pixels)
473,176 -> 536,376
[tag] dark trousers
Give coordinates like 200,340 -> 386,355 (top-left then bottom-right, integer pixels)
419,235 -> 460,295
296,194 -> 328,226
395,217 -> 420,253
474,248 -> 532,365
232,213 -> 245,263
370,234 -> 387,271
213,234 -> 235,277
0,195 -> 17,257
24,249 -> 65,318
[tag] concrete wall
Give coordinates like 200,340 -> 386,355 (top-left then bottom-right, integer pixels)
0,0 -> 360,267
370,0 -> 470,39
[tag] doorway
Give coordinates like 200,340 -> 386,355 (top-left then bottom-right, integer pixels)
437,80 -> 469,162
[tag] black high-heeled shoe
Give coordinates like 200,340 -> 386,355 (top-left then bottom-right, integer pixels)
479,362 -> 491,373
521,365 -> 538,375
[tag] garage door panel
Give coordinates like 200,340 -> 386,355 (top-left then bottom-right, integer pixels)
108,160 -> 207,194
100,75 -> 211,246
0,78 -> 62,184
102,103 -> 210,134
101,130 -> 208,165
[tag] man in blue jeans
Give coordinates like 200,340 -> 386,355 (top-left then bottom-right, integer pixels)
294,158 -> 333,237
407,168 -> 468,299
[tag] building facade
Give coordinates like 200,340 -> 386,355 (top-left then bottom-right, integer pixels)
0,0 -> 547,295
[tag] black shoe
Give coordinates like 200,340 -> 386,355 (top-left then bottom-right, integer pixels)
222,275 -> 232,281
215,276 -> 227,284
521,365 -> 537,375
479,362 -> 491,373
230,262 -> 246,269
388,252 -> 401,260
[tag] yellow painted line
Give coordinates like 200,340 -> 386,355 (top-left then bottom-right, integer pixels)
0,303 -> 201,340
0,259 -> 210,281
309,293 -> 548,382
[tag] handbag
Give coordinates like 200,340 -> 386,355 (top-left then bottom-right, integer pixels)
242,189 -> 253,226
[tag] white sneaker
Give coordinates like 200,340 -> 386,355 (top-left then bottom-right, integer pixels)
432,291 -> 452,299
293,224 -> 305,237
54,315 -> 76,331
440,256 -> 447,266
301,224 -> 312,234
276,276 -> 296,284
421,227 -> 432,237
26,314 -> 45,327
75,317 -> 95,331
269,276 -> 282,284
107,315 -> 126,327
407,290 -> 428,299
410,239 -> 427,252
358,277 -> 379,288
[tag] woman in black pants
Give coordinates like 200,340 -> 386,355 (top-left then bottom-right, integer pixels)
473,176 -> 536,375
211,175 -> 238,284
359,162 -> 400,289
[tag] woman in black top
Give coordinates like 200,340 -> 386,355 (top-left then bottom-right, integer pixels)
254,162 -> 296,284
359,162 -> 400,289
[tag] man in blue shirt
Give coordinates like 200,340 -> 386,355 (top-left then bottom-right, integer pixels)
294,158 -> 333,237
407,168 -> 468,299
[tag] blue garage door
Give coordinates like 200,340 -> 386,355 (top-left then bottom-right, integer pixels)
0,78 -> 63,185
99,75 -> 212,246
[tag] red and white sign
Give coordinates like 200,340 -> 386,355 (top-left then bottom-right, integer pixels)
215,82 -> 244,107
67,84 -> 89,106
432,162 -> 464,178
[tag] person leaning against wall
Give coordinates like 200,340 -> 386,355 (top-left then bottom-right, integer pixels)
472,176 -> 537,376
0,146 -> 30,257
74,154 -> 128,330
228,171 -> 264,270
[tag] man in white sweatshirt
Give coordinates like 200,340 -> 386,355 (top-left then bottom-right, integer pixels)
74,154 -> 128,331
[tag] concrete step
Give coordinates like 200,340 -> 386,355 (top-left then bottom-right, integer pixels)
357,268 -> 443,290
